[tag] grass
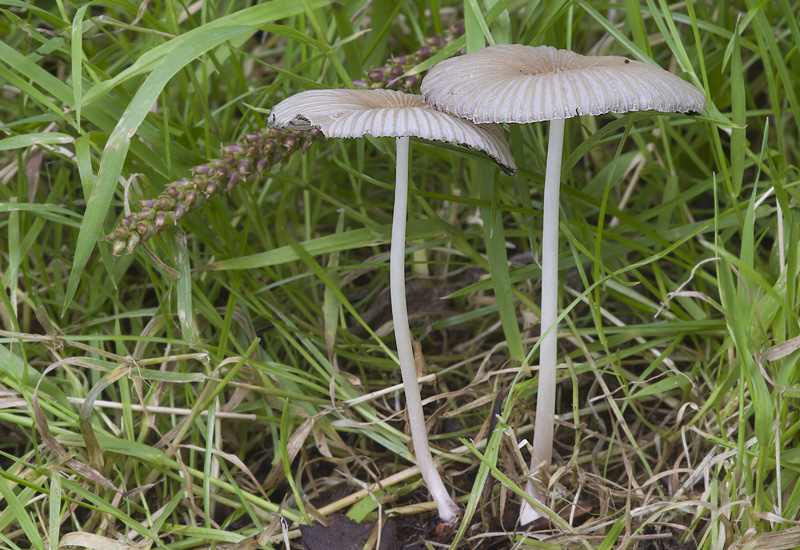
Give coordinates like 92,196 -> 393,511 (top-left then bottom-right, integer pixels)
1,0 -> 799,548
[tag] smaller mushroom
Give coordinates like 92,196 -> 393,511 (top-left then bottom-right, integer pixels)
422,44 -> 705,525
269,88 -> 516,525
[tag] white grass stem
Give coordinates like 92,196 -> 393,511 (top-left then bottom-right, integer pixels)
391,136 -> 460,524
520,117 -> 565,526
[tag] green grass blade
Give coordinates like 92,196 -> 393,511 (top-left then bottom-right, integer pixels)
730,20 -> 746,197
48,473 -> 61,550
0,472 -> 46,550
203,219 -> 444,271
478,163 -> 524,363
70,5 -> 89,126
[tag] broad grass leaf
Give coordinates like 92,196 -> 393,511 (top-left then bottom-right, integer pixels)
64,0 -> 332,314
0,133 -> 73,151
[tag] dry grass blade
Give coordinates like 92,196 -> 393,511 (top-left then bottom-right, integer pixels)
57,533 -> 137,550
31,359 -> 121,492
79,364 -> 131,474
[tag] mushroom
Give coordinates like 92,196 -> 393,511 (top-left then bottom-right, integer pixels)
269,88 -> 516,524
421,44 -> 705,524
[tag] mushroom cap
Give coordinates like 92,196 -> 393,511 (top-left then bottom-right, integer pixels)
421,44 -> 706,124
269,88 -> 516,174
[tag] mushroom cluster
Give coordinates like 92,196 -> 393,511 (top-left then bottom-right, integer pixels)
269,44 -> 704,527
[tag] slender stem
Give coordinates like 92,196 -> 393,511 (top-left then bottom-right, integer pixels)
390,136 -> 460,524
520,117 -> 565,526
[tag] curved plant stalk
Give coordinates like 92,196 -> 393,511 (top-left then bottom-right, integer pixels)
391,136 -> 460,524
103,25 -> 465,255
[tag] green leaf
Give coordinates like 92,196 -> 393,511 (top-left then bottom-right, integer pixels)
81,0 -> 332,105
279,399 -> 311,523
597,517 -> 626,550
483,0 -> 511,43
71,4 -> 90,125
628,373 -> 692,399
730,23 -> 745,197
48,473 -> 61,550
203,219 -> 445,271
0,133 -> 73,151
0,471 -> 46,550
478,163 -> 524,363
465,0 -> 494,52
331,4 -> 362,79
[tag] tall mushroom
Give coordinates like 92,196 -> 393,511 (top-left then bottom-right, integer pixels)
421,44 -> 705,524
269,88 -> 516,524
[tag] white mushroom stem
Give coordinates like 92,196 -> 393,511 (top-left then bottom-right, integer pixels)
520,117 -> 565,526
390,136 -> 460,524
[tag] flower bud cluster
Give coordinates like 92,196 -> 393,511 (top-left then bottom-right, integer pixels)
353,24 -> 465,91
105,23 -> 465,255
104,128 -> 319,255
